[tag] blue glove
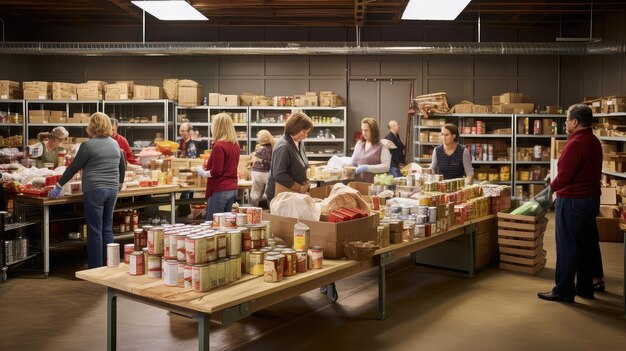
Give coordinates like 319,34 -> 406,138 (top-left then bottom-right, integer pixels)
355,165 -> 368,175
48,184 -> 63,199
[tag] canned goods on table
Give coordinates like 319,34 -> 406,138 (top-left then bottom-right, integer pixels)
227,230 -> 242,256
185,235 -> 207,264
107,243 -> 120,268
163,260 -> 178,287
147,226 -> 164,255
134,229 -> 146,251
123,243 -> 134,264
192,264 -> 210,292
307,246 -> 323,269
129,251 -> 144,275
236,213 -> 247,226
246,207 -> 263,224
147,254 -> 162,278
263,256 -> 282,283
216,232 -> 228,259
282,250 -> 297,277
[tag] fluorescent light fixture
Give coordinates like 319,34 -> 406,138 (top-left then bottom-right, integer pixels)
131,1 -> 208,21
402,0 -> 471,21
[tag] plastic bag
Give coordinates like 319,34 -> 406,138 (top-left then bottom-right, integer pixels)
532,186 -> 554,211
270,192 -> 321,221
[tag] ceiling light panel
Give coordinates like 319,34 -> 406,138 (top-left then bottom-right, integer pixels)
131,1 -> 208,21
402,0 -> 471,21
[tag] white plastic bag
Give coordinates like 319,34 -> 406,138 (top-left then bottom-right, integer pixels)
317,183 -> 370,215
270,192 -> 321,221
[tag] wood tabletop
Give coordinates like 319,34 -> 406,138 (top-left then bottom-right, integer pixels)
76,259 -> 364,314
9,185 -> 181,205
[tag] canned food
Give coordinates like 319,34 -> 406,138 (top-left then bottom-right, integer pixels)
107,243 -> 120,268
177,261 -> 185,287
236,255 -> 242,279
227,230 -> 242,256
212,213 -> 224,228
263,256 -> 283,283
192,264 -> 211,292
123,243 -> 134,264
177,234 -> 187,261
282,250 -> 297,277
428,207 -> 437,223
217,260 -> 226,286
236,213 -> 247,226
296,250 -> 308,273
147,227 -> 164,255
293,222 -> 310,251
223,258 -> 231,284
221,214 -> 237,228
163,260 -> 178,287
261,220 -> 273,239
229,256 -> 238,282
209,262 -> 218,288
164,232 -> 177,260
205,234 -> 217,262
249,251 -> 265,275
246,207 -> 262,224
248,225 -> 262,240
307,246 -> 323,269
216,233 -> 227,259
129,251 -> 144,275
147,254 -> 162,279
185,235 -> 207,264
134,228 -> 146,251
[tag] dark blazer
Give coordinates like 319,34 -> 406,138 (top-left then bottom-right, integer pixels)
384,131 -> 405,167
265,134 -> 308,202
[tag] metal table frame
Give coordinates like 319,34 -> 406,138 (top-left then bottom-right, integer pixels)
102,222 -> 477,350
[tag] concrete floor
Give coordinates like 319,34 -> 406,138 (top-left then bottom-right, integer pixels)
1,212 -> 625,351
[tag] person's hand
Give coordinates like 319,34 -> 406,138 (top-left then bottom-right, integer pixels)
197,166 -> 210,178
300,181 -> 311,193
48,184 -> 63,199
355,165 -> 368,175
119,183 -> 127,191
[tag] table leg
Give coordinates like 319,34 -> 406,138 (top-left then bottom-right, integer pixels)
43,205 -> 49,277
467,229 -> 475,279
195,313 -> 210,351
170,193 -> 176,224
378,264 -> 386,320
107,288 -> 117,351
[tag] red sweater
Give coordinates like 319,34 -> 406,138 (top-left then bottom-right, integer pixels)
112,132 -> 139,165
205,140 -> 240,198
550,128 -> 602,198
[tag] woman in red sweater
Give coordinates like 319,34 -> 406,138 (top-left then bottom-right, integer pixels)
197,113 -> 240,221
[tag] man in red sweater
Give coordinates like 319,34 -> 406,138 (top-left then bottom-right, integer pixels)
538,104 -> 603,303
110,118 -> 139,166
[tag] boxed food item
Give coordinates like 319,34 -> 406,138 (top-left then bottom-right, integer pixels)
51,82 -> 77,100
23,81 -> 52,100
320,91 -> 341,107
501,103 -> 535,114
472,105 -> 490,114
76,81 -> 105,100
545,106 -> 561,114
28,110 -> 50,123
177,80 -> 202,107
0,80 -> 22,99
150,86 -> 163,99
264,212 -> 379,259
208,93 -> 219,106
218,94 -> 239,106
596,205 -> 622,242
294,94 -> 318,107
500,92 -> 526,104
105,82 -> 133,100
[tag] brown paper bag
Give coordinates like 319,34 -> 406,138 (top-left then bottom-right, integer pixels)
275,182 -> 297,196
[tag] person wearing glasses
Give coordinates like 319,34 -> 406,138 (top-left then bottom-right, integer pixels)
429,123 -> 474,183
538,104 -> 604,303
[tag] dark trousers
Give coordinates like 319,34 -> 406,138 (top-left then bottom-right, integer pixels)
553,196 -> 601,297
84,188 -> 118,268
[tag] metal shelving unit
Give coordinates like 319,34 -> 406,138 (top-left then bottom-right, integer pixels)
102,100 -> 174,150
250,106 -> 346,160
0,99 -> 26,151
595,112 -> 626,179
0,211 -> 40,282
513,114 -> 567,196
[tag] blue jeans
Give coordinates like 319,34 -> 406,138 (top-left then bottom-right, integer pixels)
205,190 -> 237,221
84,188 -> 118,268
389,166 -> 402,178
553,196 -> 600,298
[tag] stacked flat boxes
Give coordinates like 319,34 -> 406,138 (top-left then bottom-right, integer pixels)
497,210 -> 547,274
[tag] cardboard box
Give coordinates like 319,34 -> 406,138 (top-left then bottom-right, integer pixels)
453,103 -> 473,114
545,106 -> 561,114
492,95 -> 501,106
472,105 -> 490,114
24,81 -> 52,100
294,94 -> 318,107
500,92 -> 525,104
49,110 -> 66,118
49,116 -> 67,124
264,213 -> 379,259
252,96 -> 269,106
149,86 -> 163,99
105,83 -> 132,100
320,92 -> 341,107
28,110 -> 50,123
528,184 -> 545,197
501,103 -> 535,114
239,93 -> 257,106
218,94 -> 239,106
133,85 -> 149,100
177,81 -> 202,107
596,216 -> 622,242
76,82 -> 104,100
208,93 -> 219,106
52,82 -> 77,100
0,80 -> 22,99
600,187 -> 618,205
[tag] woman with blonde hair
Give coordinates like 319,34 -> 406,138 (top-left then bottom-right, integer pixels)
48,112 -> 126,268
351,117 -> 391,183
35,126 -> 69,168
265,111 -> 313,202
197,113 -> 240,220
250,129 -> 275,206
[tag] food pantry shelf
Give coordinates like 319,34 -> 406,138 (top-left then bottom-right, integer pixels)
602,170 -> 626,178
460,134 -> 512,138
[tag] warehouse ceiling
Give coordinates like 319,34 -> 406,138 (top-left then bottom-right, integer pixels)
2,0 -> 626,27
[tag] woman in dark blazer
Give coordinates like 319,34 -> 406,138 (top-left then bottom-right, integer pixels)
265,112 -> 313,203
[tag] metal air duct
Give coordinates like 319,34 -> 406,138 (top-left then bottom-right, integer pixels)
0,41 -> 622,56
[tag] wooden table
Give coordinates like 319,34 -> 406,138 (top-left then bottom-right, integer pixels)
75,215 -> 494,350
10,185 -> 181,277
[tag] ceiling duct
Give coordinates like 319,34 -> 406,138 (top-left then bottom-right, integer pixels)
0,41 -> 622,56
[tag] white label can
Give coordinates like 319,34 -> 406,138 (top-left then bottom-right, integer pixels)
106,243 -> 120,268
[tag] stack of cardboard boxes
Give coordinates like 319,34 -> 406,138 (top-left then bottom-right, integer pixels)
52,82 -> 77,100
177,80 -> 202,107
76,81 -> 106,100
105,81 -> 133,100
0,80 -> 22,99
23,81 -> 52,100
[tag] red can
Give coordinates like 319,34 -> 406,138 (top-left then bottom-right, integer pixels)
123,243 -> 135,264
129,251 -> 145,276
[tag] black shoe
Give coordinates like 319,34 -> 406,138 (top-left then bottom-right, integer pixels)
576,291 -> 595,299
593,281 -> 605,292
537,291 -> 575,303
